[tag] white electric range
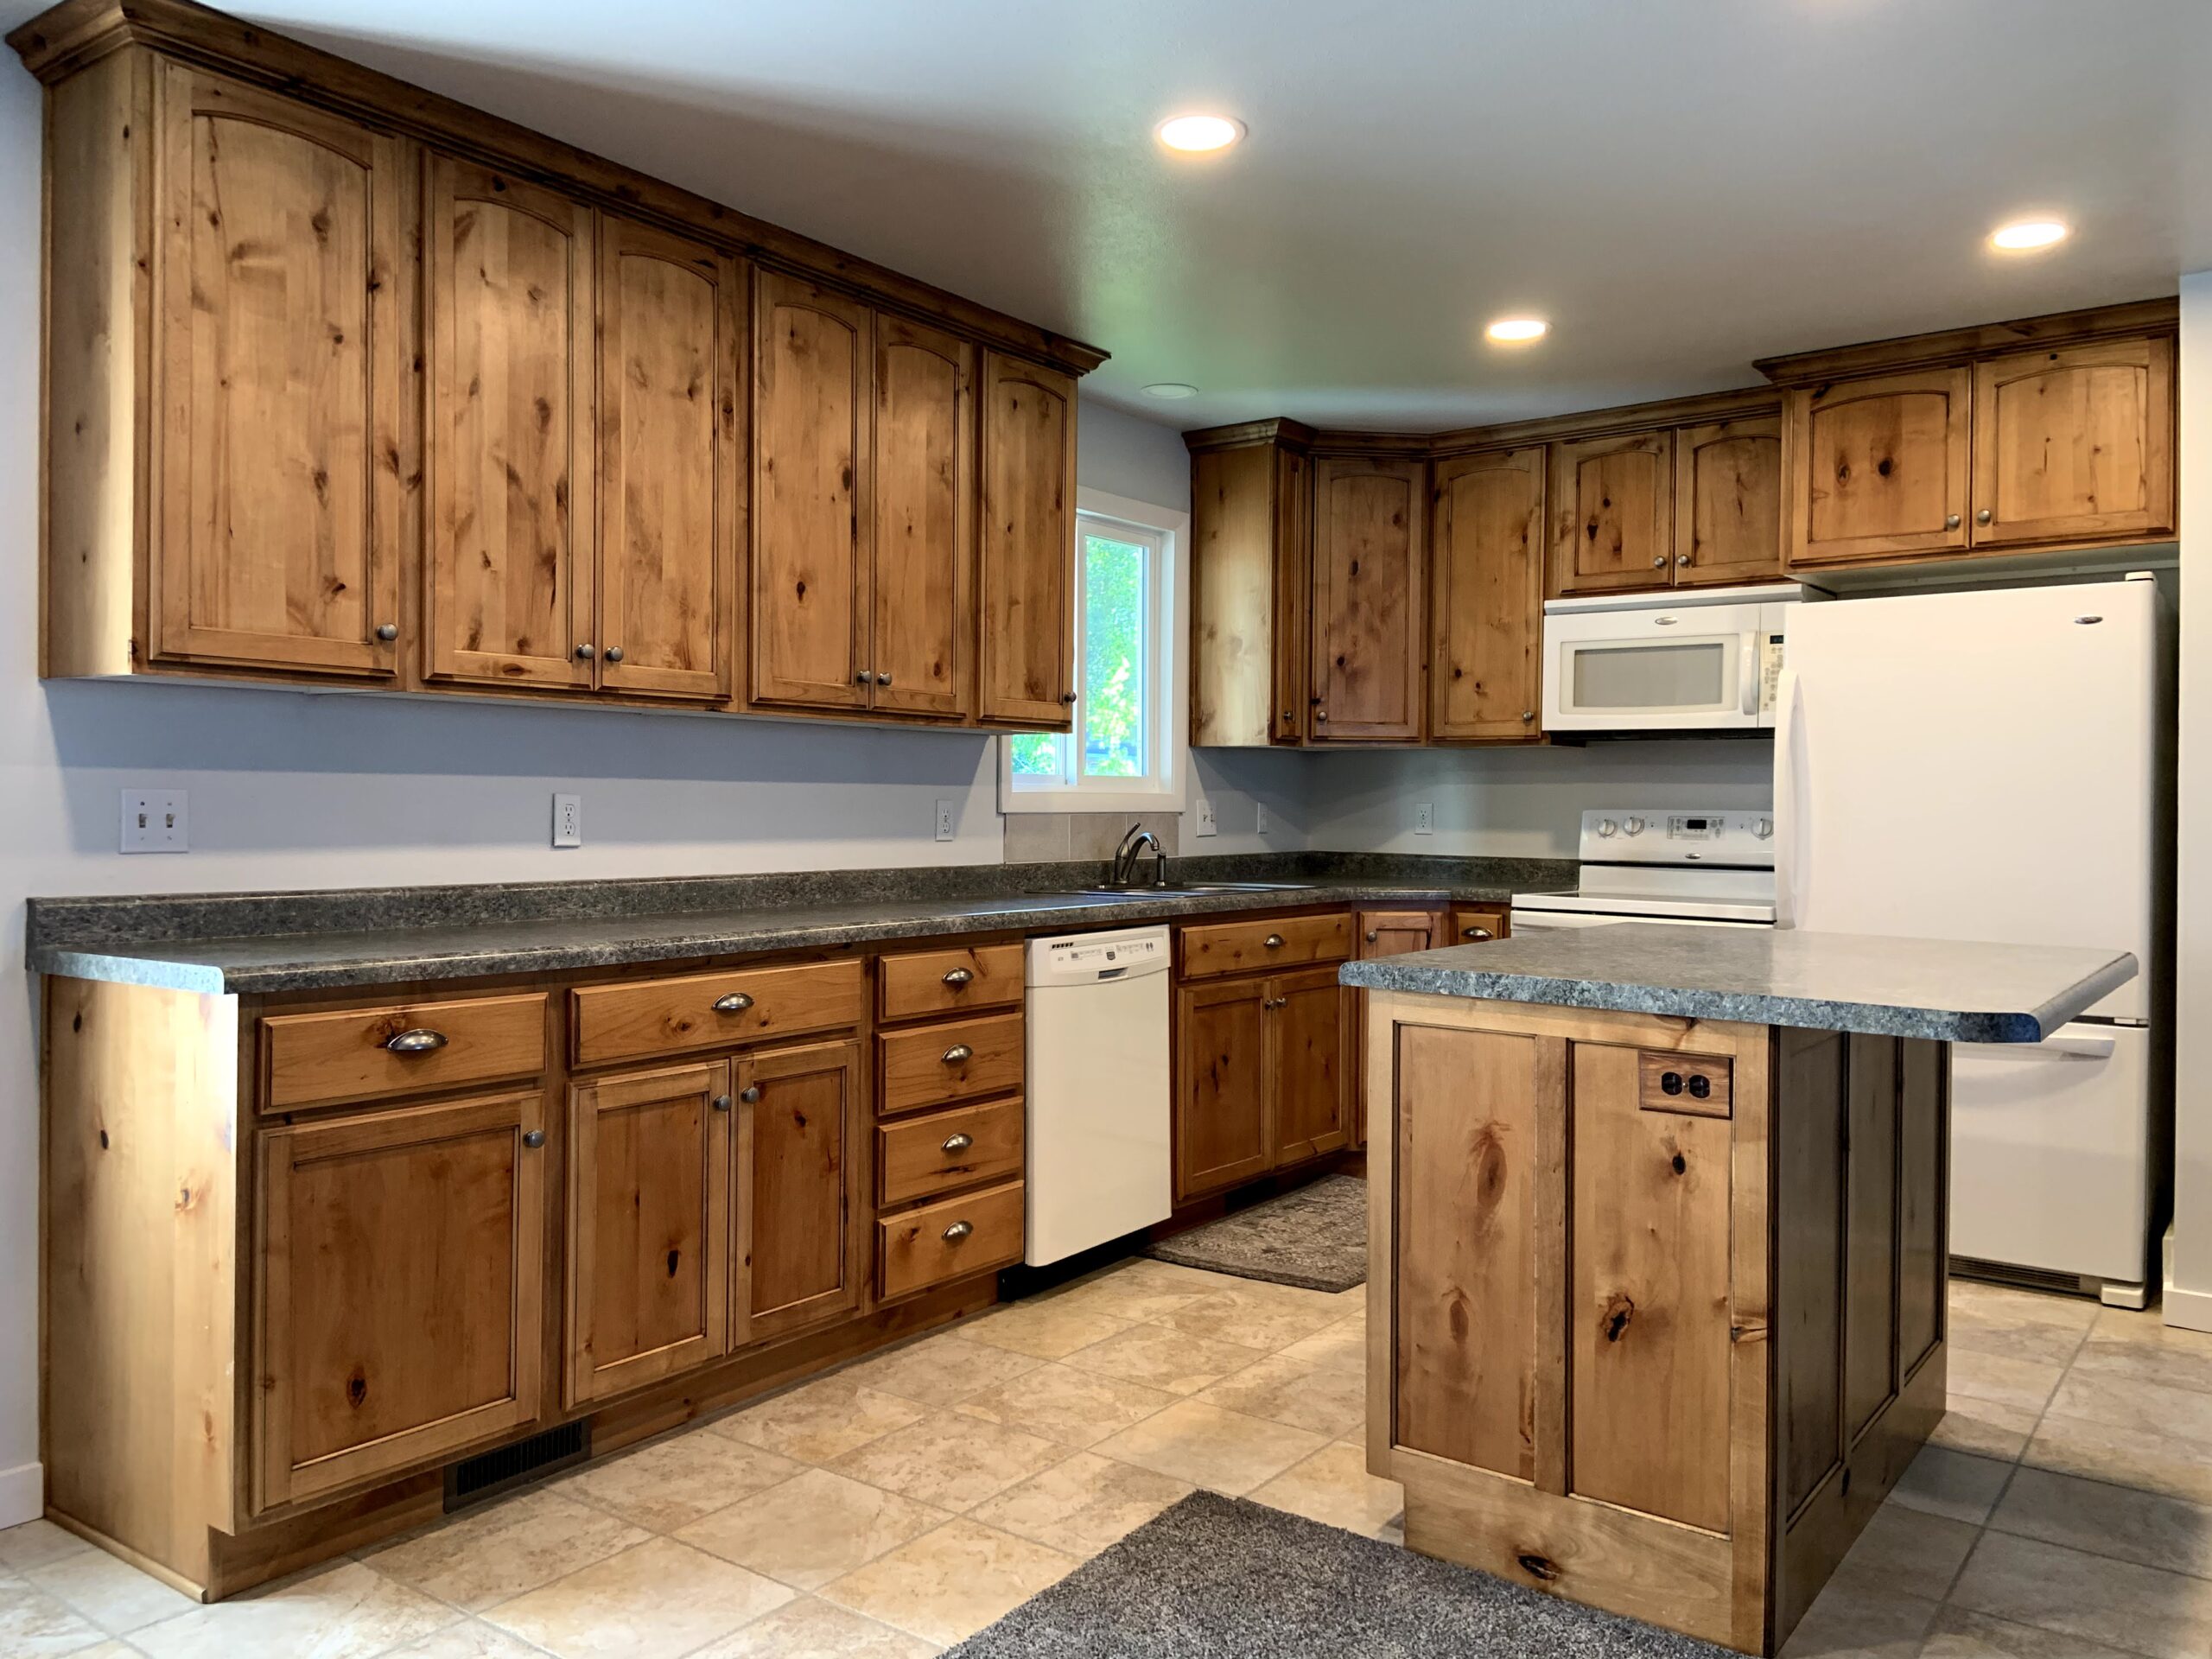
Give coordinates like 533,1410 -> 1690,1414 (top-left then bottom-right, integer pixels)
1510,807 -> 1776,931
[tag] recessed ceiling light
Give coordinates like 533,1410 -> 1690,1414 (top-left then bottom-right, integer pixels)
1141,383 -> 1199,399
1990,219 -> 2069,252
1156,114 -> 1243,154
1484,317 -> 1549,344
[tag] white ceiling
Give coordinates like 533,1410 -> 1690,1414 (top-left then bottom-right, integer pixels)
14,0 -> 2212,432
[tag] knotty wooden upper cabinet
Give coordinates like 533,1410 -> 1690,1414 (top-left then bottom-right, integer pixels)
1971,337 -> 2175,549
1311,456 -> 1426,741
423,160 -> 596,690
153,67 -> 405,679
1190,435 -> 1311,746
566,1060 -> 732,1407
253,1090 -> 545,1513
734,1038 -> 864,1343
1548,432 -> 1672,597
870,317 -> 976,719
752,271 -> 873,711
1784,367 -> 1970,567
1430,448 -> 1544,741
979,353 -> 1078,729
1674,415 -> 1783,588
596,218 -> 742,702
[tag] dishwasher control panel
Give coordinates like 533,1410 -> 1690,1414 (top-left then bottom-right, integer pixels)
1028,925 -> 1173,986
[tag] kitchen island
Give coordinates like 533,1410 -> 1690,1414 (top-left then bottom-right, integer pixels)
1339,923 -> 2136,1657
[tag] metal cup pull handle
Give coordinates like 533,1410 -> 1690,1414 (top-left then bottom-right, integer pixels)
1263,934 -> 1284,949
943,1219 -> 974,1243
941,1132 -> 973,1154
713,992 -> 755,1014
942,1044 -> 974,1065
385,1028 -> 448,1055
942,968 -> 975,987
1463,927 -> 1493,941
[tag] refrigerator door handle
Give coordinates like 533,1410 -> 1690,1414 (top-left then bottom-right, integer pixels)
1955,1034 -> 2118,1063
1773,665 -> 1803,928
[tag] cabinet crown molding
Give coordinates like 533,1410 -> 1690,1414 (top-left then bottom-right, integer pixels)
1754,296 -> 2176,386
1180,386 -> 1782,461
6,0 -> 1109,377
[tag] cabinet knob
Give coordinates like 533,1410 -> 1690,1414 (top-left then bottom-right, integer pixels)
1314,709 -> 1328,722
1650,555 -> 1667,568
1262,933 -> 1284,949
603,645 -> 624,664
385,1027 -> 447,1055
942,1043 -> 974,1065
1946,513 -> 1961,529
1060,691 -> 1078,704
739,1084 -> 761,1104
941,1132 -> 974,1154
374,623 -> 397,642
1365,928 -> 1379,943
1977,508 -> 1993,525
855,671 -> 871,684
1463,926 -> 1493,941
522,1129 -> 545,1149
1675,554 -> 1691,567
876,672 -> 892,686
712,991 -> 755,1014
575,643 -> 595,660
942,967 -> 975,987
943,1219 -> 974,1243
710,1093 -> 732,1113
1521,710 -> 1535,722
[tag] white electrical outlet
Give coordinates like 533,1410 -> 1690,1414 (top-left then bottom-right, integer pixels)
1255,802 -> 1272,836
553,792 -> 582,849
120,788 -> 188,854
1414,801 -> 1434,836
935,798 -> 956,842
1193,797 -> 1218,838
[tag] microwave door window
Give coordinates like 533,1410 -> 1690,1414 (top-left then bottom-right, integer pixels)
1570,640 -> 1729,713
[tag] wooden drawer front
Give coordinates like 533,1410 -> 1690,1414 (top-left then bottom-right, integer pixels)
1450,905 -> 1511,945
261,994 -> 549,1112
879,944 -> 1024,1022
878,1013 -> 1024,1115
879,1097 -> 1025,1206
570,960 -> 864,1067
1179,912 -> 1351,980
878,1179 -> 1025,1300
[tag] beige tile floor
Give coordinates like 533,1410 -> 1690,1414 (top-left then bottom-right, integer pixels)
1,1263 -> 2207,1657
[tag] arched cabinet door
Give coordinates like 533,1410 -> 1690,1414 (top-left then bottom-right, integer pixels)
153,67 -> 404,677
978,353 -> 1077,729
1971,338 -> 2174,549
871,316 -> 975,719
1312,455 -> 1425,741
1785,368 -> 1969,566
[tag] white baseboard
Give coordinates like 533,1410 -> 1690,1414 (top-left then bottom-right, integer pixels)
0,1461 -> 41,1529
2164,1281 -> 2212,1333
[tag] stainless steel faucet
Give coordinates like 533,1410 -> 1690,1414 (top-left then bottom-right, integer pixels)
1111,824 -> 1166,887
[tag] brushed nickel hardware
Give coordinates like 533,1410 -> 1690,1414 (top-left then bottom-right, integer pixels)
1314,709 -> 1328,721
739,1084 -> 761,1103
374,622 -> 397,641
712,992 -> 755,1014
1650,555 -> 1666,568
1112,825 -> 1166,887
522,1129 -> 545,1149
603,645 -> 624,664
1946,513 -> 1961,529
710,1094 -> 732,1113
385,1028 -> 448,1054
876,672 -> 892,685
1675,554 -> 1691,566
1060,691 -> 1077,703
942,1044 -> 974,1065
1977,507 -> 1993,524
575,643 -> 595,660
1262,934 -> 1284,949
2076,615 -> 2104,626
941,967 -> 975,987
1521,710 -> 1535,722
942,1219 -> 974,1243
855,671 -> 871,684
1365,928 -> 1379,943
1463,926 -> 1493,941
941,1132 -> 973,1154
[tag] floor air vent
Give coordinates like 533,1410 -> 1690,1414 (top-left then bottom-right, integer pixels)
1951,1255 -> 2088,1300
444,1421 -> 590,1512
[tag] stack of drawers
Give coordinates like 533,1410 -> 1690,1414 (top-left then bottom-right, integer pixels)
873,943 -> 1029,1299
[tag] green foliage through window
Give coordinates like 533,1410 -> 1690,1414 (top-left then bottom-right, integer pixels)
1081,533 -> 1147,778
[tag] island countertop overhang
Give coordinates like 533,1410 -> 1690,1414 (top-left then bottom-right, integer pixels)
1338,922 -> 2138,1044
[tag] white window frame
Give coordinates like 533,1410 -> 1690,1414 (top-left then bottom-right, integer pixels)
999,487 -> 1190,814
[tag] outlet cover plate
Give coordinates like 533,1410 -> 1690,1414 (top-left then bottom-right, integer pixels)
1414,801 -> 1434,836
935,799 -> 956,842
553,793 -> 582,848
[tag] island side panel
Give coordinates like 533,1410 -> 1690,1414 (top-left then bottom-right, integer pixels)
1770,1032 -> 1950,1646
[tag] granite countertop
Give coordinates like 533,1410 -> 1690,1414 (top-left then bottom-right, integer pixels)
1338,922 -> 2138,1042
28,854 -> 1575,996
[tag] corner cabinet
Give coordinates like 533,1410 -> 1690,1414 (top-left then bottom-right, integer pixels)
979,353 -> 1078,729
1189,432 -> 1312,747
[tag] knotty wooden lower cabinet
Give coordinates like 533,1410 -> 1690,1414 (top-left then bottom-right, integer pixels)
1366,994 -> 1948,1656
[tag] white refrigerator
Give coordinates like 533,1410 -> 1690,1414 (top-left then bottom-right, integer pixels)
1775,575 -> 2173,1304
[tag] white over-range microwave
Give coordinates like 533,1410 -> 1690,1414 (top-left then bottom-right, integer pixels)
1541,584 -> 1800,733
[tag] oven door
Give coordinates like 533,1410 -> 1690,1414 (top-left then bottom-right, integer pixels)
1542,598 -> 1782,732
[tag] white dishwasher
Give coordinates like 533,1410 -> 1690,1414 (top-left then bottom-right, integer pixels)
1024,926 -> 1173,1266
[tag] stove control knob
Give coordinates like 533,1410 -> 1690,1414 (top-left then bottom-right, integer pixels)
1596,818 -> 1619,838
1753,817 -> 1774,840
1623,817 -> 1647,836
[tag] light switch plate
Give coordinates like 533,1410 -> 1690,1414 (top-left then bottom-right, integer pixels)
552,792 -> 582,848
120,788 -> 188,854
1193,797 -> 1218,837
1414,801 -> 1434,836
935,798 -> 956,842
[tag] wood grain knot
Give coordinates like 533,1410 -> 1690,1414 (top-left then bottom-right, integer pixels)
1516,1551 -> 1559,1582
665,1249 -> 680,1279
1602,1294 -> 1635,1343
346,1371 -> 368,1408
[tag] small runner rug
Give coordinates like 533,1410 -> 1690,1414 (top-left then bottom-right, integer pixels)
1141,1173 -> 1367,1292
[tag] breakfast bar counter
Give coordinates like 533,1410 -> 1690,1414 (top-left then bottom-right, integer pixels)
1340,925 -> 2135,1656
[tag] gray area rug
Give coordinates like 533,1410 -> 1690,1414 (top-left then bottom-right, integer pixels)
944,1491 -> 1732,1658
1141,1173 -> 1367,1291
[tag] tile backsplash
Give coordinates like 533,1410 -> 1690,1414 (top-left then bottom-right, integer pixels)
1002,812 -> 1182,863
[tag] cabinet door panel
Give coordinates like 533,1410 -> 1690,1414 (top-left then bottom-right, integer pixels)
1174,980 -> 1269,1201
1549,433 -> 1671,596
1431,448 -> 1543,740
1675,416 -> 1783,588
979,353 -> 1077,727
1311,457 -> 1424,741
567,1061 -> 730,1406
599,219 -> 740,701
155,67 -> 402,677
1270,967 -> 1349,1164
424,157 -> 594,689
737,1039 -> 861,1343
255,1091 -> 543,1511
871,316 -> 973,717
1787,368 -> 1969,565
1973,338 -> 2174,547
752,272 -> 869,709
